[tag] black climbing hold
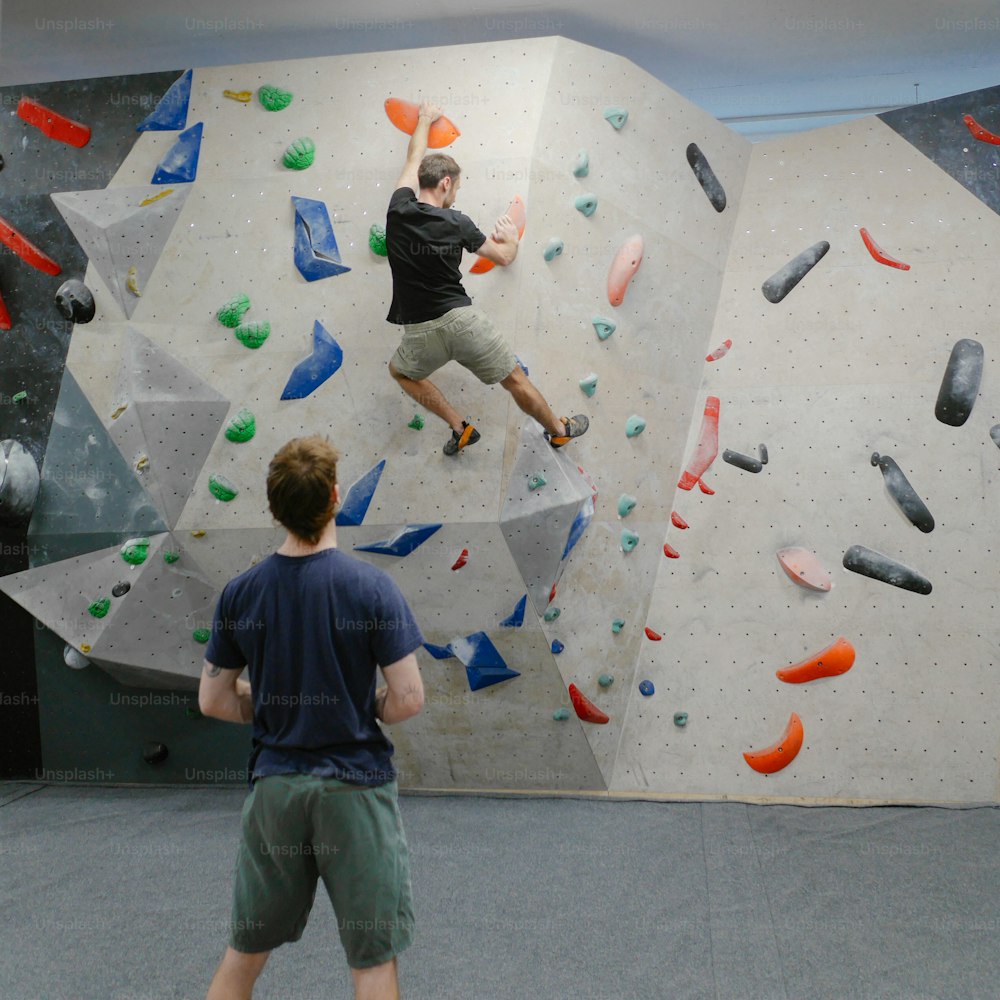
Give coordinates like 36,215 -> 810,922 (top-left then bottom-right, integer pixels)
758,444 -> 769,465
843,544 -> 932,595
761,241 -> 830,303
112,581 -> 131,597
686,143 -> 726,212
723,449 -> 763,473
935,338 -> 983,427
142,742 -> 169,765
55,279 -> 96,324
873,453 -> 934,533
991,425 -> 1000,449
0,154 -> 5,171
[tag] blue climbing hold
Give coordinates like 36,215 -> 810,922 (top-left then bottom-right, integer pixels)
292,196 -> 351,281
422,642 -> 454,659
335,459 -> 385,526
551,640 -> 564,654
137,69 -> 192,131
151,121 -> 203,184
562,496 -> 595,559
280,319 -> 343,400
500,595 -> 527,628
449,631 -> 520,691
574,194 -> 598,217
354,523 -> 441,556
621,528 -> 639,552
639,679 -> 655,696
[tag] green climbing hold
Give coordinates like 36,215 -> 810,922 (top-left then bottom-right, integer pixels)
369,224 -> 388,257
233,321 -> 270,349
543,238 -> 564,261
225,408 -> 256,443
573,149 -> 589,177
611,618 -> 626,633
543,607 -> 561,622
88,597 -> 111,619
618,494 -> 637,518
12,390 -> 27,404
528,472 -> 547,491
209,474 -> 239,502
216,293 -> 250,328
574,193 -> 598,217
282,136 -> 315,170
598,673 -> 614,688
553,707 -> 570,721
408,414 -> 425,430
603,106 -> 629,130
193,628 -> 211,644
673,711 -> 689,727
621,528 -> 639,552
185,705 -> 202,719
163,550 -> 180,564
120,537 -> 149,565
626,415 -> 647,438
592,317 -> 616,341
579,373 -> 598,397
258,84 -> 293,111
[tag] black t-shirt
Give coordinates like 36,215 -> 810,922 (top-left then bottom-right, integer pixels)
385,186 -> 487,324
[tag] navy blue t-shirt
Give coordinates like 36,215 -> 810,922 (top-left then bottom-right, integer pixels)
205,547 -> 424,789
385,186 -> 487,324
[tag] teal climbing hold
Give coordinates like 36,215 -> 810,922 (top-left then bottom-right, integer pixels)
208,474 -> 238,502
611,618 -> 626,633
528,472 -> 547,491
574,194 -> 598,217
603,106 -> 628,130
193,628 -> 211,643
225,408 -> 256,443
233,321 -> 270,349
553,707 -> 570,721
283,137 -> 315,170
592,317 -> 616,341
617,494 -> 637,518
579,373 -> 598,397
673,711 -> 689,727
120,537 -> 149,565
621,528 -> 639,552
573,149 -> 589,177
258,84 -> 293,111
626,415 -> 646,438
543,238 -> 564,261
543,607 -> 561,622
88,597 -> 110,619
163,550 -> 180,564
598,673 -> 614,688
369,224 -> 388,257
216,293 -> 251,328
408,414 -> 425,430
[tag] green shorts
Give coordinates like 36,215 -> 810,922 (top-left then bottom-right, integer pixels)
391,305 -> 518,384
228,773 -> 414,968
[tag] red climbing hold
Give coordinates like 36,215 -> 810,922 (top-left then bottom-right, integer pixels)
451,548 -> 469,571
663,543 -> 679,559
859,228 -> 910,271
568,683 -> 609,724
697,480 -> 715,496
17,96 -> 91,148
644,626 -> 662,641
963,113 -> 1000,146
706,339 -> 732,362
0,215 -> 61,276
671,512 -> 689,530
470,195 -> 526,274
0,287 -> 10,330
678,396 -> 720,491
549,583 -> 557,604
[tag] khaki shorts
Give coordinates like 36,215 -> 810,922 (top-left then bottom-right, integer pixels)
391,305 -> 518,385
228,773 -> 414,969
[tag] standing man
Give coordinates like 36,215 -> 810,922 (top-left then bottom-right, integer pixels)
386,100 -> 589,456
199,435 -> 425,1000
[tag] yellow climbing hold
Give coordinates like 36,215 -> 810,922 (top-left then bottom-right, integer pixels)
190,529 -> 206,538
111,404 -> 128,420
139,188 -> 173,207
135,455 -> 149,471
126,266 -> 141,297
224,89 -> 253,102
80,643 -> 91,653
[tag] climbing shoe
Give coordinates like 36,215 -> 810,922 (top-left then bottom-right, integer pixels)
443,421 -> 481,456
546,415 -> 589,448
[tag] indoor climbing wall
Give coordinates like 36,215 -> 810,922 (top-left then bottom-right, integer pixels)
1,37 -> 996,804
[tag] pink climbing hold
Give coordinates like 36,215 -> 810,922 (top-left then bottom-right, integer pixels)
607,234 -> 643,307
678,396 -> 720,491
706,339 -> 732,362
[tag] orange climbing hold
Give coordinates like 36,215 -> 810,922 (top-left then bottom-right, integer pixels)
469,195 -> 526,274
776,637 -> 855,684
607,234 -> 644,307
17,96 -> 91,147
568,683 -> 609,724
384,98 -> 461,148
644,626 -> 661,641
743,712 -> 804,774
0,215 -> 61,276
663,543 -> 679,559
963,113 -> 1000,145
451,548 -> 469,571
671,512 -> 689,529
859,228 -> 910,271
678,396 -> 720,491
776,547 -> 832,592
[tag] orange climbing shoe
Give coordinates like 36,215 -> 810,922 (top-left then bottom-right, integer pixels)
443,421 -> 481,456
546,415 -> 589,448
